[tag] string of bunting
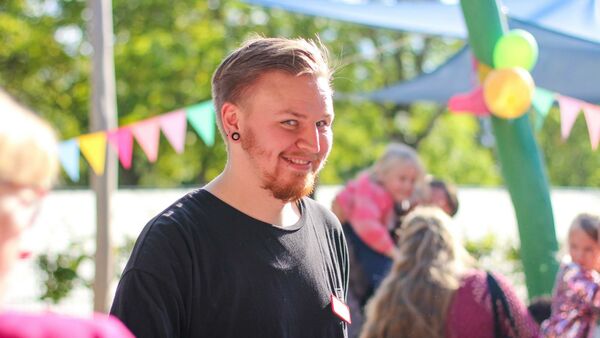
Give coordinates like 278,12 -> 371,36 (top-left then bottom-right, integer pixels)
446,28 -> 600,152
57,100 -> 216,182
530,87 -> 600,150
450,86 -> 600,151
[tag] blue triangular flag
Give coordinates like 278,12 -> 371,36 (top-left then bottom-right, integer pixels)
58,139 -> 80,182
532,87 -> 556,131
186,100 -> 216,146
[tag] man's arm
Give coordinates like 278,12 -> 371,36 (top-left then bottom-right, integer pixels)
110,268 -> 183,338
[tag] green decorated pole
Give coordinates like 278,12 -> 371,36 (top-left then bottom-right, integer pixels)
459,0 -> 558,297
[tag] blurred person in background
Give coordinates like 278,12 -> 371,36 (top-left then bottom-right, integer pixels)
422,177 -> 459,217
541,213 -> 600,338
360,206 -> 538,338
0,89 -> 133,338
331,143 -> 425,337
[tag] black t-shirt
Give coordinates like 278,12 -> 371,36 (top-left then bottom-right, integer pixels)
110,189 -> 349,338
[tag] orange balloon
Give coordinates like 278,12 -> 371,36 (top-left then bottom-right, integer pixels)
483,67 -> 535,119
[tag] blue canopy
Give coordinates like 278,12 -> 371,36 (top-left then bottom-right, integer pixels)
244,0 -> 600,104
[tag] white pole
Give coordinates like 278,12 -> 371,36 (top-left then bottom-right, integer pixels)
88,0 -> 117,313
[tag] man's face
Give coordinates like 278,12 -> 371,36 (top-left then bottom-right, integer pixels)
237,71 -> 334,202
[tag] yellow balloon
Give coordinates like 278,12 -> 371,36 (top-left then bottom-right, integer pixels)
483,67 -> 535,119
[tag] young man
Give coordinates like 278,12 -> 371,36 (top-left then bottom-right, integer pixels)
110,37 -> 349,338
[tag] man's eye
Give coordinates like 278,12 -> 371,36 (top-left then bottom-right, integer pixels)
282,120 -> 298,127
316,120 -> 330,128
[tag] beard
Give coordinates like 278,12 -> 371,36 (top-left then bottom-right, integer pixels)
241,128 -> 319,202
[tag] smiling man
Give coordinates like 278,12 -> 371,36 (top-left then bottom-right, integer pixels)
110,37 -> 349,338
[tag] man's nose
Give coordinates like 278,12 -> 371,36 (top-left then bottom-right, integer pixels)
297,125 -> 320,153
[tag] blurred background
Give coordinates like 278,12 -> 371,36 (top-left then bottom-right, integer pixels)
2,0 -> 599,314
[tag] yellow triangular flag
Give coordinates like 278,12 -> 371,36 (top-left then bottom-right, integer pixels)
78,131 -> 107,175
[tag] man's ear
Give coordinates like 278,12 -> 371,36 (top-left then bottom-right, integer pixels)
221,102 -> 240,134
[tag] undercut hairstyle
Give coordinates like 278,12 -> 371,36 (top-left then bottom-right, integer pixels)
211,36 -> 332,139
361,206 -> 473,338
0,89 -> 59,190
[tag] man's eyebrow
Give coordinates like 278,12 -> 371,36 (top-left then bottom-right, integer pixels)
277,110 -> 334,119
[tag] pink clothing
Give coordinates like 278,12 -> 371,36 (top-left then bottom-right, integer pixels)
541,262 -> 600,338
0,311 -> 134,338
335,172 -> 395,256
445,270 -> 539,338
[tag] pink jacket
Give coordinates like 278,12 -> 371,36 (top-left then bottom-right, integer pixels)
0,311 -> 134,338
335,172 -> 395,256
446,270 -> 539,338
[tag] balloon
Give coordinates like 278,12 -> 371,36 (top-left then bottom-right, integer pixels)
493,29 -> 539,70
483,67 -> 535,119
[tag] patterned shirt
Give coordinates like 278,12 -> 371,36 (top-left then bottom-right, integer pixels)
541,262 -> 600,338
335,172 -> 395,256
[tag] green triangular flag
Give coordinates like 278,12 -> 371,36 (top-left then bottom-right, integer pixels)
186,100 -> 215,146
532,87 -> 555,131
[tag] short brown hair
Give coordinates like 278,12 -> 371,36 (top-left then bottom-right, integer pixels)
211,37 -> 332,138
429,178 -> 459,216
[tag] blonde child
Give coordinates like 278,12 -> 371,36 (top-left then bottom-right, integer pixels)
541,213 -> 600,338
333,143 -> 424,289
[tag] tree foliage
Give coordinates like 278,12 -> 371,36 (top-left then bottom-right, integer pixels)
1,0 -> 596,188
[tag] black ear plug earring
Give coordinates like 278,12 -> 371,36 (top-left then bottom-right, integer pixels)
231,132 -> 240,141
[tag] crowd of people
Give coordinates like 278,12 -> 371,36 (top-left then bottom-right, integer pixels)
1,36 -> 599,338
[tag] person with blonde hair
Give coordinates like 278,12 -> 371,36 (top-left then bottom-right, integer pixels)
332,143 -> 424,337
111,37 -> 349,338
0,89 -> 133,337
333,143 -> 425,287
360,206 -> 538,338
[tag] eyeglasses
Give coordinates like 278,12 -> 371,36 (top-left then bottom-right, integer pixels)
0,180 -> 48,232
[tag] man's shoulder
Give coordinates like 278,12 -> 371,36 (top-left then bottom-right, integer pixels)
302,197 -> 339,223
148,188 -> 221,230
124,189 -> 222,271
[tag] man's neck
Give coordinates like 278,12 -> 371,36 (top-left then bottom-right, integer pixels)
204,170 -> 301,227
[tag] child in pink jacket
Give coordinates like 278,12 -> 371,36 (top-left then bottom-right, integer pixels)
334,143 -> 424,290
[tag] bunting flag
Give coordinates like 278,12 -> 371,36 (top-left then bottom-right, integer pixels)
57,100 -> 216,180
557,95 -> 584,140
186,101 -> 216,146
78,132 -> 107,175
58,139 -> 80,182
448,86 -> 490,116
131,118 -> 161,163
532,87 -> 555,131
583,104 -> 600,150
107,127 -> 134,169
159,110 -> 187,153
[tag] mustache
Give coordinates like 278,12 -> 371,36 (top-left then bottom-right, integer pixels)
282,152 -> 321,161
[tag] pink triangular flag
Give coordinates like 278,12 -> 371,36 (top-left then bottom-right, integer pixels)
448,86 -> 490,116
131,118 -> 161,162
583,104 -> 600,150
107,127 -> 134,169
557,95 -> 584,140
159,110 -> 187,154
